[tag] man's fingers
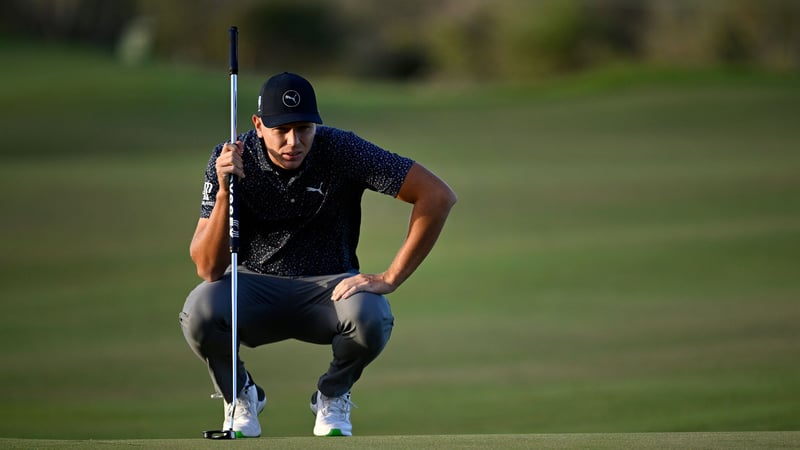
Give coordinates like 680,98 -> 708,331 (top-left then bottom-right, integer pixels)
332,277 -> 356,301
223,140 -> 243,153
331,274 -> 394,301
218,142 -> 246,179
332,275 -> 369,301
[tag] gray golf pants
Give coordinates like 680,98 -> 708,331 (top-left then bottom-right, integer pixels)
180,268 -> 394,403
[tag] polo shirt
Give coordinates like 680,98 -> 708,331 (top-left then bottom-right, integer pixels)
199,126 -> 414,276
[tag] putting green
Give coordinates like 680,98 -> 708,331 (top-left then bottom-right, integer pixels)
2,432 -> 799,449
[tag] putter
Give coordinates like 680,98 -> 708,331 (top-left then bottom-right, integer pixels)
203,25 -> 240,440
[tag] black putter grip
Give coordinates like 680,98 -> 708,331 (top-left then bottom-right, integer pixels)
229,26 -> 238,75
228,25 -> 239,253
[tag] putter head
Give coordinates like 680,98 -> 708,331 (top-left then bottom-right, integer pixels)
203,429 -> 237,440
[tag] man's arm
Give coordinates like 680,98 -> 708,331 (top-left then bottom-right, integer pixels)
331,162 -> 457,301
190,141 -> 245,282
190,206 -> 231,282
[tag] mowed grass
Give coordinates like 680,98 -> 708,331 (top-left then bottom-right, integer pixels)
0,40 -> 799,441
2,432 -> 800,449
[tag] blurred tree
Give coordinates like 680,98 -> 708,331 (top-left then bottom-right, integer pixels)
1,0 -> 797,79
724,0 -> 800,70
334,0 -> 439,79
136,0 -> 239,67
494,0 -> 590,78
237,0 -> 345,74
428,1 -> 500,80
0,0 -> 136,47
117,16 -> 155,66
643,0 -> 799,70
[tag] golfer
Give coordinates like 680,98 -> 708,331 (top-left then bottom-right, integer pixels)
180,72 -> 456,437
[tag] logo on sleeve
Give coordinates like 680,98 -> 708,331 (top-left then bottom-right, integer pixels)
202,182 -> 213,201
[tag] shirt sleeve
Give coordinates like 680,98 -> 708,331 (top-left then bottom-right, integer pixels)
334,129 -> 415,197
199,143 -> 223,218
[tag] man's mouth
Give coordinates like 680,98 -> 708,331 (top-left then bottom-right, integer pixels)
283,152 -> 302,161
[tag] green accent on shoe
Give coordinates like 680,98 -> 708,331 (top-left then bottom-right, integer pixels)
234,431 -> 260,438
326,429 -> 344,437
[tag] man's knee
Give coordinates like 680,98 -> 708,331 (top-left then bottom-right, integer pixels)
340,293 -> 394,351
180,279 -> 230,354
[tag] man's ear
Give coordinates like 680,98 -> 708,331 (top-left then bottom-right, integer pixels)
252,115 -> 262,137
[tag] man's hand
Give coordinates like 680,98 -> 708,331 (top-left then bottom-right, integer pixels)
216,141 -> 245,190
331,273 -> 397,301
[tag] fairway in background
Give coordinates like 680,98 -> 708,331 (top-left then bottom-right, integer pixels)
0,42 -> 798,439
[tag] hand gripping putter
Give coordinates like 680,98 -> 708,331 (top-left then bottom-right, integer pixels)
203,26 -> 241,440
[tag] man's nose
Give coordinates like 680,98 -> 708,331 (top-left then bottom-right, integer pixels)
286,129 -> 298,146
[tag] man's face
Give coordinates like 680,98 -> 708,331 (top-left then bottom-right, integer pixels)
253,117 -> 316,170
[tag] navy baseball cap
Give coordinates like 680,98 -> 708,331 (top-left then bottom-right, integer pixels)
257,72 -> 323,127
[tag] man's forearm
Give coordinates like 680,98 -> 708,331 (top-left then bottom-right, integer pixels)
190,192 -> 232,281
384,192 -> 456,288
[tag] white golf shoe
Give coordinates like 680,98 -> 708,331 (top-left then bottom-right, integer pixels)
223,381 -> 267,438
310,390 -> 355,436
